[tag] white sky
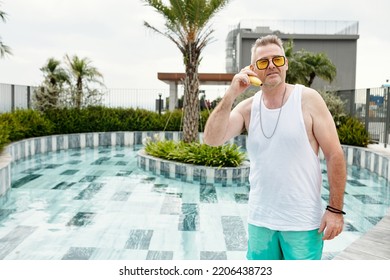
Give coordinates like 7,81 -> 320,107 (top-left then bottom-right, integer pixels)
1,0 -> 390,98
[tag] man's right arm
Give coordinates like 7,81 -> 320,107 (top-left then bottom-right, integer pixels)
203,91 -> 243,146
203,69 -> 256,146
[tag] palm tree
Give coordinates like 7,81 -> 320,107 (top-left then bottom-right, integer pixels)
33,58 -> 70,111
301,52 -> 336,87
64,54 -> 104,109
0,5 -> 12,58
285,40 -> 336,87
142,0 -> 230,143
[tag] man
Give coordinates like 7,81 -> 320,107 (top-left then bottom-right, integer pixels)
203,35 -> 346,260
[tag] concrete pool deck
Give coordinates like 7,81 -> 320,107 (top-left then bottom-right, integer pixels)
334,144 -> 390,260
334,208 -> 390,259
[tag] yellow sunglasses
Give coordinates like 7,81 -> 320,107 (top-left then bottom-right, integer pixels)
255,56 -> 286,70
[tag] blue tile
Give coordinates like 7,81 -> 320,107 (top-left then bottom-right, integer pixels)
200,169 -> 207,184
45,137 -> 53,152
60,169 -> 79,175
99,133 -> 112,146
200,251 -> 227,260
193,168 -> 200,182
353,194 -> 381,204
79,176 -> 98,182
74,183 -> 104,200
215,169 -> 227,186
164,132 -> 174,140
67,212 -> 96,227
348,179 -> 366,187
62,247 -> 96,260
149,159 -> 156,173
232,168 -> 242,184
12,174 -> 42,188
52,182 -> 76,190
175,165 -> 187,181
179,203 -> 199,231
200,184 -> 217,203
116,132 -> 125,146
221,216 -> 246,251
366,216 -> 383,226
69,135 -> 81,149
344,222 -> 358,232
111,191 -> 131,201
86,134 -> 95,147
91,157 -> 110,165
134,132 -> 143,145
66,160 -> 82,165
153,183 -> 168,193
146,251 -> 173,260
160,162 -> 170,178
141,177 -> 156,182
125,230 -> 153,250
43,164 -> 62,169
116,170 -> 133,176
56,135 -> 64,150
234,193 -> 248,204
139,157 -> 146,170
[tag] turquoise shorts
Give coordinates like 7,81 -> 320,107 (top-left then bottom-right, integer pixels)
247,224 -> 324,260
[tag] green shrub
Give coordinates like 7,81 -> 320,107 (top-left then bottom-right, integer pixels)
0,122 -> 10,153
44,106 -> 163,134
160,109 -> 183,131
144,136 -> 245,167
0,109 -> 54,142
319,90 -> 347,126
337,116 -> 370,147
158,109 -> 210,132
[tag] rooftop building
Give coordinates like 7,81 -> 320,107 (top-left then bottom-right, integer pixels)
226,20 -> 359,91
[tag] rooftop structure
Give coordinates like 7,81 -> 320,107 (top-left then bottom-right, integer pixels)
226,20 -> 359,91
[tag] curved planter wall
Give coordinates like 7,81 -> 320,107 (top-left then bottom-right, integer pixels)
0,152 -> 11,196
137,149 -> 250,186
1,131 -> 390,197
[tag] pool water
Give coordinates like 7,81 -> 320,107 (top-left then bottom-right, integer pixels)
0,146 -> 389,260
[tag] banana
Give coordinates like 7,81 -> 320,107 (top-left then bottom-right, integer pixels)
244,66 -> 262,86
249,76 -> 262,87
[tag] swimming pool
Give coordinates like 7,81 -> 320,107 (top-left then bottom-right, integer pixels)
0,145 -> 389,260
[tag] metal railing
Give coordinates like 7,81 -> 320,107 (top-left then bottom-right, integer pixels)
1,82 -> 390,146
235,19 -> 359,35
339,87 -> 390,145
0,83 -> 169,112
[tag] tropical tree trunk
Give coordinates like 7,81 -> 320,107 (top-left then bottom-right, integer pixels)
76,78 -> 83,109
182,43 -> 200,143
308,72 -> 316,87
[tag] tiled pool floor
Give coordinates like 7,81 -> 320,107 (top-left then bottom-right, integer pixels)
0,146 -> 389,260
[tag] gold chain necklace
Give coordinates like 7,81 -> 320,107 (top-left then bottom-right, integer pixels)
259,86 -> 287,139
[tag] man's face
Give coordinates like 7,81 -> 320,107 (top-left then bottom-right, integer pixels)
253,44 -> 288,87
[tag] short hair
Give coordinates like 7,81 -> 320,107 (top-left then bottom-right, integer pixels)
251,35 -> 285,64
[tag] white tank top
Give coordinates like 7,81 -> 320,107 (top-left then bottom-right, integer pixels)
247,84 -> 323,231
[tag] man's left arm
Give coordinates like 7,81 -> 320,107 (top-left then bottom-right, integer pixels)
308,90 -> 347,240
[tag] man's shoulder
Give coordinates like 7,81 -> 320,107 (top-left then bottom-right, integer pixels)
299,85 -> 322,101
